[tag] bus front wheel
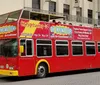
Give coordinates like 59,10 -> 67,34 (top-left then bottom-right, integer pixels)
37,63 -> 48,78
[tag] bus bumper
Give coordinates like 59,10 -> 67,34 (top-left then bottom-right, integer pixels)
0,70 -> 18,76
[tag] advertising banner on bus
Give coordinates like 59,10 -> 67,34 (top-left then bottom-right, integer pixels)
50,24 -> 73,39
19,19 -> 93,40
0,22 -> 17,39
19,19 -> 50,38
19,19 -> 73,39
73,26 -> 93,40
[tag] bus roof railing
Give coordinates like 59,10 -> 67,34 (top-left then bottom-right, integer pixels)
24,7 -> 65,18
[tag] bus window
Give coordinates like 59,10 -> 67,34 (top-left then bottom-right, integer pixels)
30,12 -> 49,21
26,40 -> 33,55
20,39 -> 33,56
37,40 -> 52,57
0,39 -> 18,57
20,39 -> 26,56
56,40 -> 68,56
0,14 -> 9,24
98,42 -> 100,52
72,41 -> 83,56
86,41 -> 95,55
40,14 -> 49,21
21,10 -> 30,19
6,10 -> 21,23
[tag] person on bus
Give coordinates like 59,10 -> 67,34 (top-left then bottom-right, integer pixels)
58,21 -> 61,24
52,20 -> 56,23
69,23 -> 72,25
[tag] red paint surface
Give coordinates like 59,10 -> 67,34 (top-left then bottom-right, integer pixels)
73,26 -> 92,40
93,28 -> 100,41
0,22 -> 17,39
1,19 -> 100,76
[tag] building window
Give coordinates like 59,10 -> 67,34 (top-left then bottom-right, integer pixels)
32,0 -> 40,9
76,7 -> 82,22
75,0 -> 79,3
88,9 -> 93,24
72,41 -> 83,56
86,41 -> 95,55
49,1 -> 56,13
56,41 -> 68,56
98,42 -> 100,52
37,40 -> 52,57
88,0 -> 92,2
63,4 -> 70,20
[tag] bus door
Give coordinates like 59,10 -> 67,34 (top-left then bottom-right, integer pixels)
19,39 -> 35,76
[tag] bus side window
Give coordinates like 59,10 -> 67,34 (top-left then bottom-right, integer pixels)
56,40 -> 68,56
97,42 -> 100,52
72,41 -> 83,56
20,39 -> 26,56
21,10 -> 30,19
20,39 -> 33,56
30,12 -> 49,21
37,40 -> 52,57
86,41 -> 95,55
26,40 -> 33,56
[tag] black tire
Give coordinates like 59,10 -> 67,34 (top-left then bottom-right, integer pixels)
37,63 -> 48,78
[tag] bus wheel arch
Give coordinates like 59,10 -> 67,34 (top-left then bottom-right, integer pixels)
35,60 -> 50,78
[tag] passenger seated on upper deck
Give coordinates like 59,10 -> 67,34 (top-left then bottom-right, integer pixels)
58,21 -> 61,24
30,13 -> 40,21
63,22 -> 66,24
52,20 -> 56,23
52,20 -> 62,24
30,16 -> 37,20
69,23 -> 72,25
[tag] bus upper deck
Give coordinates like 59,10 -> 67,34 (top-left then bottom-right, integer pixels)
0,7 -> 65,25
0,8 -> 100,40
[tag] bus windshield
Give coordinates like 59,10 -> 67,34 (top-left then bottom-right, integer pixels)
0,14 -> 9,24
0,10 -> 21,24
0,39 -> 18,57
21,9 -> 65,22
6,10 -> 21,23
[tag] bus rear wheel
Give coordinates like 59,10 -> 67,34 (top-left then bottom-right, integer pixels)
37,63 -> 48,78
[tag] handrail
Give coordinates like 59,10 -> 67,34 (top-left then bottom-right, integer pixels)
24,7 -> 64,17
23,7 -> 100,26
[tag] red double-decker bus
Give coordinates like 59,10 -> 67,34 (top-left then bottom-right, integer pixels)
0,8 -> 100,78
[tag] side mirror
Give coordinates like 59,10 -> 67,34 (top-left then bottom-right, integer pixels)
20,46 -> 24,53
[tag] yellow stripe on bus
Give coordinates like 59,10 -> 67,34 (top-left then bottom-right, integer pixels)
0,70 -> 18,76
35,59 -> 50,75
20,20 -> 40,38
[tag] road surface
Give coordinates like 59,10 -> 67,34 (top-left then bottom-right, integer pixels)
0,70 -> 100,85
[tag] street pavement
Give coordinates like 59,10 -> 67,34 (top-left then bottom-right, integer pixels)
0,70 -> 100,85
